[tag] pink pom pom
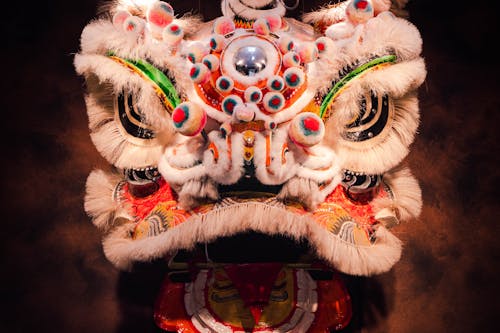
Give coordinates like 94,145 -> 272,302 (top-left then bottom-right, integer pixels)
253,18 -> 271,35
315,37 -> 335,55
244,86 -> 263,103
185,42 -> 209,63
282,51 -> 301,68
162,22 -> 184,44
209,34 -> 226,52
234,103 -> 257,122
288,112 -> 325,147
172,102 -> 207,136
213,17 -> 235,36
278,35 -> 294,53
189,63 -> 210,84
148,1 -> 174,28
283,67 -> 305,89
263,92 -> 285,113
123,16 -> 146,34
267,75 -> 285,91
112,10 -> 131,28
346,0 -> 374,24
202,54 -> 220,72
297,42 -> 318,63
216,76 -> 234,93
265,14 -> 282,32
222,95 -> 243,115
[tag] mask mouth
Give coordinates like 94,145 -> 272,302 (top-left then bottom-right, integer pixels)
172,231 -> 313,266
218,175 -> 284,197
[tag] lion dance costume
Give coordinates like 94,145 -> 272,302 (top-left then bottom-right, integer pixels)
74,0 -> 425,331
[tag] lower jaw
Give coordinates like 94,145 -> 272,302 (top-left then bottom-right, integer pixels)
154,232 -> 353,332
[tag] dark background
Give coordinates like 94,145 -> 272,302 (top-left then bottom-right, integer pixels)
1,0 -> 499,332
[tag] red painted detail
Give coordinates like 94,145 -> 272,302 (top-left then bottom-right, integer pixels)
224,263 -> 284,307
126,23 -> 135,31
149,12 -> 172,27
317,42 -> 325,52
170,24 -> 179,32
303,116 -> 320,131
272,80 -> 282,89
356,0 -> 369,10
271,96 -> 281,106
172,108 -> 187,123
220,79 -> 229,89
225,100 -> 236,112
123,178 -> 177,219
189,66 -> 198,77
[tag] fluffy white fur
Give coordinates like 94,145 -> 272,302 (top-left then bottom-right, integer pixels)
322,59 -> 426,174
221,0 -> 286,19
75,56 -> 174,168
252,129 -> 297,185
101,201 -> 402,276
84,169 -> 129,230
373,165 -> 422,223
202,131 -> 246,185
79,18 -> 195,97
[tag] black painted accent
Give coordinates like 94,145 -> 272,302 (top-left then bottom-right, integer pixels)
343,94 -> 389,142
117,92 -> 156,139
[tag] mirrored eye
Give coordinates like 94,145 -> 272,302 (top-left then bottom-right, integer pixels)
233,46 -> 268,76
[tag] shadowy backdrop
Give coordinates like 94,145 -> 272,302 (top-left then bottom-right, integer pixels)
1,0 -> 498,332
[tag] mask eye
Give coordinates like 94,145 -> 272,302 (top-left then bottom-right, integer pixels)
220,34 -> 281,89
234,46 -> 268,76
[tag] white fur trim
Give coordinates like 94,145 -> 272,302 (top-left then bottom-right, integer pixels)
323,59 -> 426,174
75,55 -> 174,168
374,165 -> 422,223
203,131 -> 246,184
101,201 -> 402,276
84,169 -> 127,230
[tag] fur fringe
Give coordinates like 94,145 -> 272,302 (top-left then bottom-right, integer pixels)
374,165 -> 422,222
323,59 -> 425,174
101,202 -> 402,276
84,169 -> 127,230
75,54 -> 175,169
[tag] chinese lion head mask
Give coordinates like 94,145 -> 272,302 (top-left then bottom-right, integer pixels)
74,0 -> 426,331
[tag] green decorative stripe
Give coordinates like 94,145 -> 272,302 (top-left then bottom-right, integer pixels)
107,52 -> 181,112
319,55 -> 397,119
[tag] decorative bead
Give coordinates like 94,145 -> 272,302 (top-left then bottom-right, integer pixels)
346,0 -> 374,24
244,86 -> 263,103
162,22 -> 184,44
112,10 -> 131,29
315,37 -> 335,55
123,16 -> 146,34
234,103 -> 257,122
267,75 -> 285,91
172,102 -> 207,136
202,54 -> 220,72
147,1 -> 174,27
278,35 -> 294,53
297,42 -> 319,63
209,34 -> 226,52
186,42 -> 209,63
263,92 -> 285,113
221,95 -> 243,115
265,14 -> 282,32
265,120 -> 277,130
220,121 -> 232,137
282,51 -> 301,68
288,112 -> 325,147
253,18 -> 271,35
216,76 -> 234,93
189,63 -> 210,84
213,17 -> 235,35
283,67 -> 305,88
